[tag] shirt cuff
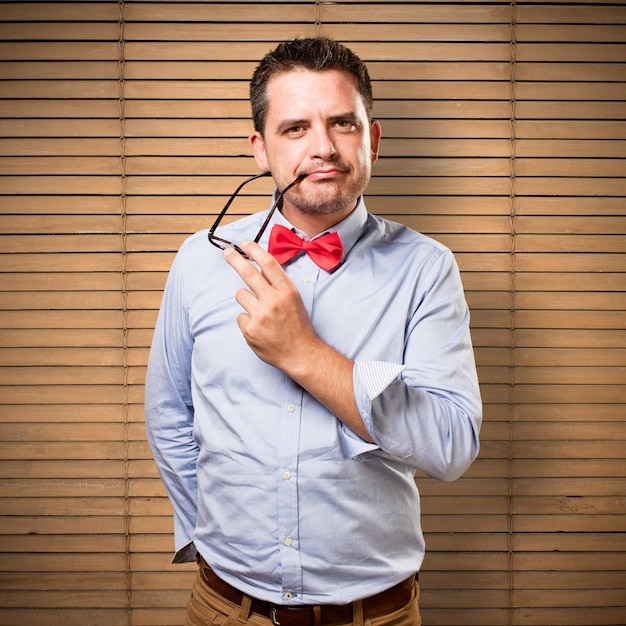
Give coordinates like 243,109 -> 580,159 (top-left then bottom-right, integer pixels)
172,541 -> 197,564
356,360 -> 406,402
339,361 -> 405,460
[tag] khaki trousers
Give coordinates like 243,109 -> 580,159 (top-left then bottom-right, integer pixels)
184,567 -> 422,626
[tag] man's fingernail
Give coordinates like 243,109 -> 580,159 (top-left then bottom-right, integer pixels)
223,248 -> 233,257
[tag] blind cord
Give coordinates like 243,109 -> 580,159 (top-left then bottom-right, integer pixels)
507,2 -> 518,625
117,1 -> 132,624
315,1 -> 323,36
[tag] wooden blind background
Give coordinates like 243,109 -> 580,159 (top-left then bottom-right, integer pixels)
0,1 -> 624,625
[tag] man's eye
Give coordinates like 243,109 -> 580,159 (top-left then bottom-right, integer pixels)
336,120 -> 356,130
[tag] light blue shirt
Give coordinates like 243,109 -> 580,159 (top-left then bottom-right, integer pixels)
145,197 -> 482,606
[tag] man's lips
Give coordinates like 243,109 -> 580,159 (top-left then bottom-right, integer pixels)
301,168 -> 346,181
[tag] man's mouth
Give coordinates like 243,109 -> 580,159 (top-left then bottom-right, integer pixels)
302,168 -> 346,181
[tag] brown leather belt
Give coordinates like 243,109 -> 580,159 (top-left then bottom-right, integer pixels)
197,556 -> 415,626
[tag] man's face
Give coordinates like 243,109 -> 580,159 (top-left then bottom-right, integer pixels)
249,68 -> 381,231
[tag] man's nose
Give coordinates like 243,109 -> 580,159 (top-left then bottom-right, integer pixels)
310,127 -> 336,160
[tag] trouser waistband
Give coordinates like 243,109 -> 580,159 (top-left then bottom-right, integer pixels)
197,555 -> 416,626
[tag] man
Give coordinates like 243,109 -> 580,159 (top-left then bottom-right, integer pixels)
145,37 -> 482,626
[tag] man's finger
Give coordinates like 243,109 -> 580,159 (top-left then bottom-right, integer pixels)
239,240 -> 292,289
222,244 -> 269,295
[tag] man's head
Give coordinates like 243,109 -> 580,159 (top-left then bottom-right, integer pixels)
248,38 -> 381,235
250,37 -> 373,135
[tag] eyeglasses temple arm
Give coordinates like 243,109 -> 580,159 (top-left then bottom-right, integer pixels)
253,174 -> 307,244
209,171 -> 272,236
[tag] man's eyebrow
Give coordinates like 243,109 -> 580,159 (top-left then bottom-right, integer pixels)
329,112 -> 361,124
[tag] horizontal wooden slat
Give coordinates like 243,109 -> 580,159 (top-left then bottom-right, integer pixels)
124,41 -> 512,62
0,60 -> 118,80
0,119 -> 121,137
516,102 -> 626,120
0,195 -> 120,214
517,24 -> 626,42
518,5 -> 626,24
0,3 -> 119,21
516,83 -> 626,101
123,3 -> 510,24
517,43 -> 626,63
516,62 -> 626,81
0,20 -> 119,41
0,42 -> 119,60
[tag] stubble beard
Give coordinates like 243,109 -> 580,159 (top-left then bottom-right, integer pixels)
283,168 -> 370,217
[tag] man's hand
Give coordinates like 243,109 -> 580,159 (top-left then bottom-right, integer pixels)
222,240 -> 317,374
223,240 -> 374,443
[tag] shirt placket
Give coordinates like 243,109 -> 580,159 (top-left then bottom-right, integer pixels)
276,258 -> 320,603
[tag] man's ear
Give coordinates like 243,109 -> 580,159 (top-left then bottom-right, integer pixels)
249,130 -> 270,172
370,120 -> 382,164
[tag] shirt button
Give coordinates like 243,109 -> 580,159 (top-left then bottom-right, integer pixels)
284,537 -> 293,547
287,403 -> 295,414
302,275 -> 310,284
284,592 -> 294,601
282,470 -> 291,480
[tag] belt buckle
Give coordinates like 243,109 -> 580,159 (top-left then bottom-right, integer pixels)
270,605 -> 282,626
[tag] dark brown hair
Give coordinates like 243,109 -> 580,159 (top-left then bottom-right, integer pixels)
250,37 -> 373,134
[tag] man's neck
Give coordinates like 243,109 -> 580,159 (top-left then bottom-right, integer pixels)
280,201 -> 359,237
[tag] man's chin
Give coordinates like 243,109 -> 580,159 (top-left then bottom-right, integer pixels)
290,185 -> 356,213
296,198 -> 357,218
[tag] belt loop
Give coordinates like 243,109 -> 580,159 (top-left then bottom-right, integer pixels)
313,605 -> 322,626
353,599 -> 365,626
237,595 -> 252,623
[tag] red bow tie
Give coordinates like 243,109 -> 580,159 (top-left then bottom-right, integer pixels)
268,224 -> 343,272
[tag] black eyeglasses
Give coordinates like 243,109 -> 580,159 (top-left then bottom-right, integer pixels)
208,171 -> 305,256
